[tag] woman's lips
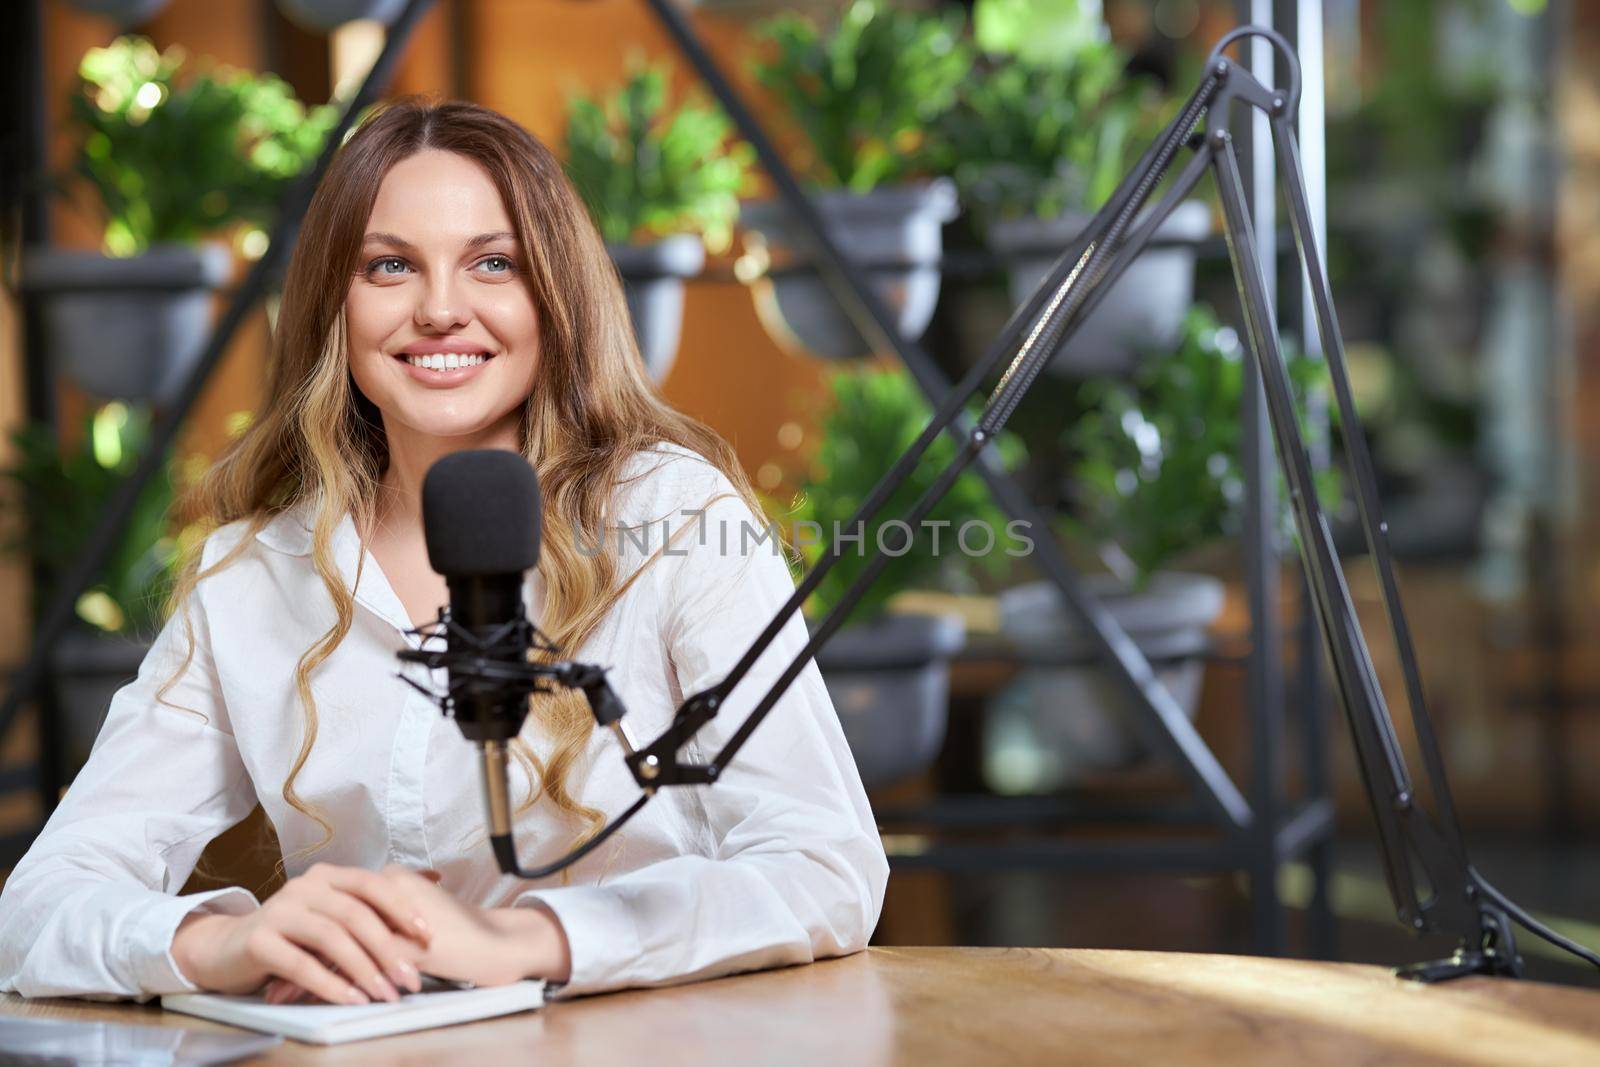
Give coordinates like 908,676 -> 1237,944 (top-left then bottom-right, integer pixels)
393,353 -> 494,388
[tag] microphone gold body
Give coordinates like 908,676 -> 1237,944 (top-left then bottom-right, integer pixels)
482,740 -> 513,837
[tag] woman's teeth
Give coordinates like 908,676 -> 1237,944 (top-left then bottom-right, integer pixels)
405,352 -> 489,370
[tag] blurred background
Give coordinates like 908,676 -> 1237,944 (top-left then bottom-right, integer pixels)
2,0 -> 1598,986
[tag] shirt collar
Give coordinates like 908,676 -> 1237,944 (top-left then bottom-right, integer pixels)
250,499 -> 415,636
254,500 -> 315,556
252,497 -> 542,640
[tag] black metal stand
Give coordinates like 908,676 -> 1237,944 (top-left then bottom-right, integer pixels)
1,0 -> 61,861
457,23 -> 1599,982
639,0 -> 1325,959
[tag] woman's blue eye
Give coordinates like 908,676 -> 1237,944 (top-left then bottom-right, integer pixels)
362,254 -> 515,277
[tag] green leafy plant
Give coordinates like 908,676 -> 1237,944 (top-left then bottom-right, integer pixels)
66,35 -> 339,255
0,404 -> 180,638
750,0 -> 973,191
784,364 -> 1025,624
1065,305 -> 1342,586
930,0 -> 1163,224
562,60 -> 756,254
970,0 -> 1103,66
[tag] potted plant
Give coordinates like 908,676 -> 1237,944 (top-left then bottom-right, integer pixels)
780,363 -> 1024,789
0,403 -> 186,778
63,0 -> 173,23
563,60 -> 756,382
274,0 -> 407,33
932,0 -> 1209,377
982,305 -> 1340,791
21,36 -> 337,404
740,0 -> 970,360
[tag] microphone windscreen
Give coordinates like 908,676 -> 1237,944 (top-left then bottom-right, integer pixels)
421,450 -> 541,576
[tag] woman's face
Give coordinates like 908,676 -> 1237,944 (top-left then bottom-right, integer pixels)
346,149 -> 539,446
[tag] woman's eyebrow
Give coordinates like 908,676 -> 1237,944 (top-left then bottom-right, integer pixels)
361,231 -> 516,253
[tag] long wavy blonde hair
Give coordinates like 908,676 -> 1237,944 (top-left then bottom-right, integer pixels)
160,96 -> 756,879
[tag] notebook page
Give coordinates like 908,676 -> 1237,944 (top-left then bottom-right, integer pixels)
160,978 -> 545,1045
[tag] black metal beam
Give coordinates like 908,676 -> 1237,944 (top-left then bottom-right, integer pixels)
875,795 -> 1217,831
884,837 -> 1253,875
1274,798 -> 1336,862
4,0 -> 67,815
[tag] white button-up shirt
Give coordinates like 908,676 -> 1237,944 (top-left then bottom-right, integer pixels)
0,444 -> 888,1001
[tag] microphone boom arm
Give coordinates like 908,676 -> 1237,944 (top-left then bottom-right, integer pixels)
402,25 -> 1600,980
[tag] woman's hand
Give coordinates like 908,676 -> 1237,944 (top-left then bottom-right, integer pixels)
171,862 -> 433,1004
260,866 -> 571,1004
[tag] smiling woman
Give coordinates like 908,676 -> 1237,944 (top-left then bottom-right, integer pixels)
349,192 -> 529,410
0,98 -> 887,1007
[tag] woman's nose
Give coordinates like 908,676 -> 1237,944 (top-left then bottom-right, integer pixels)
415,272 -> 469,331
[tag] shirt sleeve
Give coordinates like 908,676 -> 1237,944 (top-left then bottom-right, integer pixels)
0,542 -> 262,1002
514,471 -> 889,997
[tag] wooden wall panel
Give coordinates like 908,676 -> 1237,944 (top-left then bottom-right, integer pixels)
466,0 -> 830,481
390,0 -> 458,99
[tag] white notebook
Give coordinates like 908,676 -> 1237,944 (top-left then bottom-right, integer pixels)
159,977 -> 546,1045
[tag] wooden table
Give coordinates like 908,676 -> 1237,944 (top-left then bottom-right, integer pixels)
4,947 -> 1598,1065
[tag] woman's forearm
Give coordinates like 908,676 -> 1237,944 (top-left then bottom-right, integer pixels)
170,911 -> 238,987
487,903 -> 572,984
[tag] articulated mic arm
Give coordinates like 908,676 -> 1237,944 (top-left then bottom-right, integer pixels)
406,25 -> 1600,981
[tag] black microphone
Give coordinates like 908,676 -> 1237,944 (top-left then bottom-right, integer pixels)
411,449 -> 634,872
420,449 -> 542,844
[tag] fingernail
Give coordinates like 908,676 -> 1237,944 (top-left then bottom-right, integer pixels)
396,960 -> 421,993
413,916 -> 432,941
374,975 -> 400,1002
345,985 -> 369,1005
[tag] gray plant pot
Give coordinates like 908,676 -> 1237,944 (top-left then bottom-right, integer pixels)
739,179 -> 959,360
48,628 -> 151,777
274,0 -> 407,31
815,611 -> 966,791
985,199 -> 1211,377
983,572 -> 1225,791
608,235 -> 705,384
20,242 -> 232,405
62,0 -> 172,21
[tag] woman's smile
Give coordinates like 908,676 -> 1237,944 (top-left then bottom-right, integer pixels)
393,349 -> 497,388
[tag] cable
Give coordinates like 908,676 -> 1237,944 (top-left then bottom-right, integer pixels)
493,794 -> 653,881
1471,868 -> 1600,972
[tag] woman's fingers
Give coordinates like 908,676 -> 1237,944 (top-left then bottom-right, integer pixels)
279,911 -> 399,1002
252,931 -> 370,1006
250,863 -> 454,1004
319,866 -> 434,946
262,977 -> 300,1004
308,891 -> 424,993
